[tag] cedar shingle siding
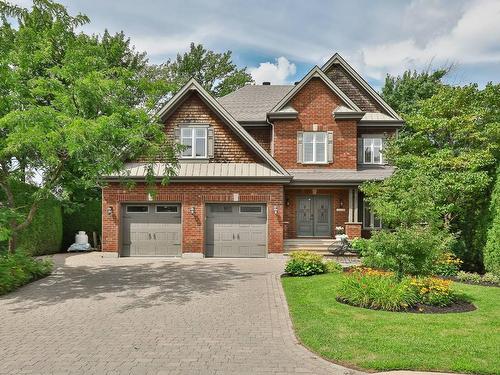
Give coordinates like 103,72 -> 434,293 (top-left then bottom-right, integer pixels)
164,92 -> 261,163
324,64 -> 385,113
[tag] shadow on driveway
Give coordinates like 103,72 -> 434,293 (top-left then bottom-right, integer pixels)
1,258 -> 252,313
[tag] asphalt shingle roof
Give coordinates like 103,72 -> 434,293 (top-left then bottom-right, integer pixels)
218,85 -> 293,122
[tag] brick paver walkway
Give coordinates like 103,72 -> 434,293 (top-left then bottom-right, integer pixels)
0,253 -> 361,375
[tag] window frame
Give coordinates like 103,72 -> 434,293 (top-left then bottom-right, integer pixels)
363,200 -> 382,229
302,131 -> 328,164
180,126 -> 208,159
126,205 -> 149,214
239,205 -> 263,214
362,137 -> 384,165
155,204 -> 179,213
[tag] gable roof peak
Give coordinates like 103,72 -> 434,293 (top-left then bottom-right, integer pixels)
155,78 -> 289,177
270,65 -> 362,114
321,53 -> 403,121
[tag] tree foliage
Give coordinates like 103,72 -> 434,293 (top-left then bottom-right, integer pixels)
484,168 -> 500,275
0,0 -> 178,252
159,42 -> 253,97
381,68 -> 449,115
364,83 -> 500,270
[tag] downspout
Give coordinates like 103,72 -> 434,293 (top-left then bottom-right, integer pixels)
267,116 -> 275,157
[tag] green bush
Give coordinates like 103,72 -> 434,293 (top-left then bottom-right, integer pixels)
337,270 -> 417,311
0,182 -> 62,255
325,260 -> 343,273
285,251 -> 326,276
358,226 -> 454,279
0,251 -> 53,295
484,169 -> 500,276
409,277 -> 457,307
432,252 -> 463,277
62,199 -> 101,249
456,271 -> 499,285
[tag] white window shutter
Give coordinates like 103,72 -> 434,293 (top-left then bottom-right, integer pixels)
207,126 -> 215,158
357,138 -> 363,164
297,131 -> 303,163
327,131 -> 334,163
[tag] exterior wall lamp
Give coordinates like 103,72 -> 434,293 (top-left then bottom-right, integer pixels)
189,206 -> 196,215
273,206 -> 279,215
107,206 -> 113,216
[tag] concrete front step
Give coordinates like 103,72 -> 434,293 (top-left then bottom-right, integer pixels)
284,238 -> 340,252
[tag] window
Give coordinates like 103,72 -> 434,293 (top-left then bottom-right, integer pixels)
363,138 -> 383,164
239,205 -> 263,213
363,201 -> 382,229
156,205 -> 178,213
303,132 -> 327,163
181,127 -> 207,158
211,204 -> 233,213
126,205 -> 149,213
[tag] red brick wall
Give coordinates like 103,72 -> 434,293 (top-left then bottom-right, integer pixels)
357,126 -> 397,137
273,78 -> 357,169
245,126 -> 271,153
283,188 -> 349,238
164,92 -> 261,163
102,182 -> 284,255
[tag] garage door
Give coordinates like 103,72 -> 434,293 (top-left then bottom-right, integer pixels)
205,203 -> 267,258
121,204 -> 181,257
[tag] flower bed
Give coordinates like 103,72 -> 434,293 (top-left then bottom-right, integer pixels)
336,267 -> 473,313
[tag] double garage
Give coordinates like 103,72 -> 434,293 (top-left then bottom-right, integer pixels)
121,203 -> 267,257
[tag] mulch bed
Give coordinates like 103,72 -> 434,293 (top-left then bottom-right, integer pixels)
336,297 -> 476,314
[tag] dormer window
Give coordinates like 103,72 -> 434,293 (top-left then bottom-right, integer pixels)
181,126 -> 207,158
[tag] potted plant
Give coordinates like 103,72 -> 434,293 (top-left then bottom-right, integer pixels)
335,226 -> 348,240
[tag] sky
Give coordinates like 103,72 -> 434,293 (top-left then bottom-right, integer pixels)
11,0 -> 500,89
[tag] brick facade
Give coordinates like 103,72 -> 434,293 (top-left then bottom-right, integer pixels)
164,92 -> 261,163
273,78 -> 358,170
102,182 -> 284,255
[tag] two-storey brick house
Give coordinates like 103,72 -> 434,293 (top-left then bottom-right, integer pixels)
101,53 -> 403,258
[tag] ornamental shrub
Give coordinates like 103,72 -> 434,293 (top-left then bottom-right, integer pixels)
359,225 -> 454,279
433,252 -> 463,276
484,169 -> 500,276
324,260 -> 343,273
337,269 -> 417,311
410,277 -> 456,306
0,251 -> 53,295
285,251 -> 326,276
456,271 -> 499,285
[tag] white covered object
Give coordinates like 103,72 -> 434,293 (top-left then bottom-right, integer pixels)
75,231 -> 88,244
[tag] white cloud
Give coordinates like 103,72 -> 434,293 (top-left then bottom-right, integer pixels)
249,57 -> 297,85
360,0 -> 500,79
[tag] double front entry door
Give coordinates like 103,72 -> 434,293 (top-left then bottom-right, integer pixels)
296,196 -> 331,237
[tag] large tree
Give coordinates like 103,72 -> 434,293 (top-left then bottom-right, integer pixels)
0,0 -> 177,252
363,84 -> 500,270
381,67 -> 449,115
160,42 -> 253,97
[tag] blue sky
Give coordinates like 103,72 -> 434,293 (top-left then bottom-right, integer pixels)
12,0 -> 500,89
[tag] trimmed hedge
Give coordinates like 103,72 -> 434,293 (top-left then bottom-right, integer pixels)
0,182 -> 62,256
62,199 -> 101,249
484,169 -> 500,275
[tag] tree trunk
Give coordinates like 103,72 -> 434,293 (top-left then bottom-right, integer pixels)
8,230 -> 17,253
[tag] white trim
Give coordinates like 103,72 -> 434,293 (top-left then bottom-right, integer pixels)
302,132 -> 328,164
362,137 -> 384,165
321,53 -> 403,121
180,126 -> 208,159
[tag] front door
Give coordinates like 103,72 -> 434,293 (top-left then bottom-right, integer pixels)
296,196 -> 331,237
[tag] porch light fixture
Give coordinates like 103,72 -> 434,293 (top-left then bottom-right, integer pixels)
189,206 -> 196,215
339,199 -> 344,208
273,206 -> 279,215
107,206 -> 113,216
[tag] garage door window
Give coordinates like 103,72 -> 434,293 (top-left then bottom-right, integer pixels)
156,205 -> 178,213
126,205 -> 148,213
239,205 -> 263,213
211,205 -> 232,213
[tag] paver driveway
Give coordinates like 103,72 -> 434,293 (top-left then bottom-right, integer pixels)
0,252 -> 361,375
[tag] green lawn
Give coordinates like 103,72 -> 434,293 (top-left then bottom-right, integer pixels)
282,273 -> 500,374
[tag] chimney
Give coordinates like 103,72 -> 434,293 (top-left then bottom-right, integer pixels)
294,81 -> 300,85
262,81 -> 271,85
